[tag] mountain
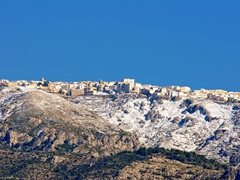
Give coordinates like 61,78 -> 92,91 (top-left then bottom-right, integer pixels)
0,87 -> 140,178
73,93 -> 240,167
0,85 -> 239,179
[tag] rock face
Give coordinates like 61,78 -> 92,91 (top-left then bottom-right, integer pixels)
1,86 -> 240,179
73,94 -> 240,166
0,88 -> 140,156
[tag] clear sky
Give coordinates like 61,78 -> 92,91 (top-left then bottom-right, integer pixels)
0,1 -> 239,91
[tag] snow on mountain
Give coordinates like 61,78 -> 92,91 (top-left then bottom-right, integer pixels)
74,94 -> 240,166
1,86 -> 239,166
0,86 -> 140,156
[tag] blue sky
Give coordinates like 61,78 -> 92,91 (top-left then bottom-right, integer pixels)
0,1 -> 239,91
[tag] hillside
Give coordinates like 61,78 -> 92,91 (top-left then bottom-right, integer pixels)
73,93 -> 240,166
0,85 -> 239,179
0,87 -> 140,178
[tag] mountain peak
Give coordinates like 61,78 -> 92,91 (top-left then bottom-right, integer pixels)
0,88 -> 140,155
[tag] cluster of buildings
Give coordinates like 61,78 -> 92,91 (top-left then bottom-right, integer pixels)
1,78 -> 240,103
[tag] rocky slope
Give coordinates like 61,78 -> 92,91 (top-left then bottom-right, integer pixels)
0,87 -> 140,178
52,146 -> 230,179
73,93 -> 240,166
1,86 -> 240,179
117,155 -> 224,180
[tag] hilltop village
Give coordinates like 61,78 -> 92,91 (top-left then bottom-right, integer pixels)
0,78 -> 240,103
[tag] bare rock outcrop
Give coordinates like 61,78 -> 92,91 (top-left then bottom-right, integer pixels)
0,89 -> 140,157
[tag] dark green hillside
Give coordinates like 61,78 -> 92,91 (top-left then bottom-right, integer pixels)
54,147 -> 230,179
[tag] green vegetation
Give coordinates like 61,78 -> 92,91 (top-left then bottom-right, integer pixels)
0,151 -> 53,178
135,147 -> 228,170
0,137 -> 229,179
54,147 -> 228,179
54,151 -> 147,179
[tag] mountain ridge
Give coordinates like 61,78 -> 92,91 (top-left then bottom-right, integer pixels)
74,93 -> 240,167
0,84 -> 240,179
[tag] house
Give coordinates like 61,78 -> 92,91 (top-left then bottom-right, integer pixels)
7,82 -> 18,87
178,91 -> 187,97
121,78 -> 135,84
117,78 -> 136,93
97,84 -> 105,91
70,89 -> 84,96
122,83 -> 134,93
133,83 -> 142,93
85,90 -> 97,95
161,87 -> 167,94
0,82 -> 7,89
167,90 -> 178,97
180,86 -> 191,92
117,82 -> 133,93
1,79 -> 9,83
84,87 -> 90,94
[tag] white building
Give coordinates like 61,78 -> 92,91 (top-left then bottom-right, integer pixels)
121,78 -> 135,84
1,79 -> 9,83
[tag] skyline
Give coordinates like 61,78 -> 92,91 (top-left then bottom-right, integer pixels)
0,1 -> 239,91
2,77 -> 240,93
